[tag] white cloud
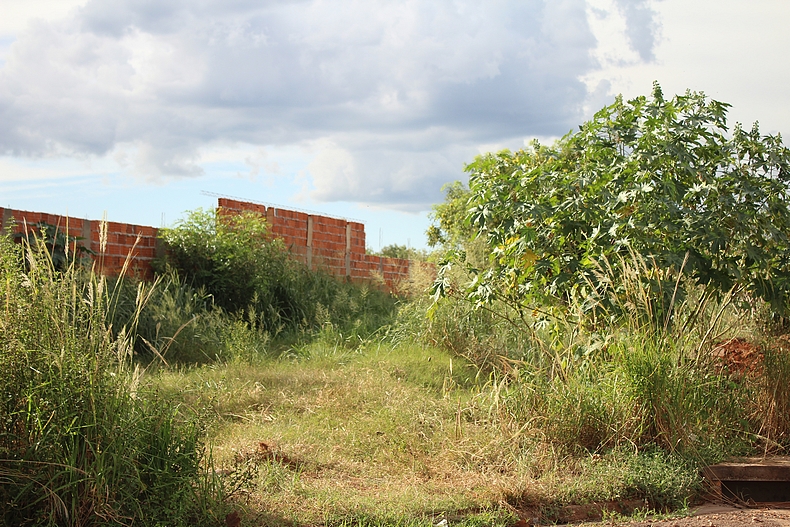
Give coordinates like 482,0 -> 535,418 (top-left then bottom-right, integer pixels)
0,0 -> 88,36
0,0 -> 664,209
307,140 -> 357,196
0,157 -> 85,182
613,0 -> 659,62
582,0 -> 790,137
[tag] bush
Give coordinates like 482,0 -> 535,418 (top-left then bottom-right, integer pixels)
157,207 -> 399,342
416,85 -> 790,466
12,220 -> 94,271
449,83 -> 790,323
156,208 -> 295,323
108,271 -> 274,364
405,248 -> 775,463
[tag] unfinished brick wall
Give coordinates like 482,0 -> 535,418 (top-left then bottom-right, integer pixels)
0,207 -> 159,280
217,198 -> 417,290
0,200 -> 424,291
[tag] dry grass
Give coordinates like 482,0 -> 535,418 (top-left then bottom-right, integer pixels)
150,344 -> 537,525
148,332 -> 720,526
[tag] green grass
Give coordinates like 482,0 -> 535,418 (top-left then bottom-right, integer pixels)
0,228 -> 225,526
147,336 -> 720,526
150,343 -> 511,525
6,218 -> 790,526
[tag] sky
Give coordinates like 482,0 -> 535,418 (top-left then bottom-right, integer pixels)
1,0 -> 789,250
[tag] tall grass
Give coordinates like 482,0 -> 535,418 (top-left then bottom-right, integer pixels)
406,251 -> 788,467
0,227 -> 224,526
759,343 -> 790,450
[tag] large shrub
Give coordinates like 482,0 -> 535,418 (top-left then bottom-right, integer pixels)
157,208 -> 296,321
444,84 -> 790,322
158,208 -> 399,338
418,85 -> 790,462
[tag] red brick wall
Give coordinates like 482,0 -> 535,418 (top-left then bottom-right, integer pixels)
0,207 -> 160,280
218,198 -> 416,290
1,200 -> 425,291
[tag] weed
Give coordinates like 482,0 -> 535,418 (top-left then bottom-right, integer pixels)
0,227 -> 224,526
622,448 -> 699,510
12,220 -> 94,271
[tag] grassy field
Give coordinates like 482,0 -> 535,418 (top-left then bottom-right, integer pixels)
4,218 -> 790,526
149,336 -> 713,526
153,343 -> 502,526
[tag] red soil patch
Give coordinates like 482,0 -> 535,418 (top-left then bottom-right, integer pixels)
711,337 -> 763,375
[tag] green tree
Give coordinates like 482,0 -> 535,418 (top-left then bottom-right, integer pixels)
426,181 -> 475,251
372,243 -> 429,261
438,84 -> 790,321
426,181 -> 489,267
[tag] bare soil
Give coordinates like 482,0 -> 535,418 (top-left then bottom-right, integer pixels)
576,504 -> 790,527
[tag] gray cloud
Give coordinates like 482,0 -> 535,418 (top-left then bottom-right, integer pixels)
0,0 -> 657,209
614,0 -> 660,62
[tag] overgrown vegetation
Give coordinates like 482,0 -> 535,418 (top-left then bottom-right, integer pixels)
0,229 -> 224,526
368,243 -> 429,261
425,181 -> 489,268
155,208 -> 397,339
4,85 -> 790,526
405,252 -> 790,457
411,85 -> 790,518
425,88 -> 790,462
12,220 -> 95,271
441,83 -> 790,323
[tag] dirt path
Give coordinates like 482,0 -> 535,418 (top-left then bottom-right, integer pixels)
577,504 -> 790,527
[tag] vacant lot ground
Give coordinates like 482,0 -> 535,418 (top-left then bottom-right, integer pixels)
149,340 -> 716,526
581,506 -> 790,527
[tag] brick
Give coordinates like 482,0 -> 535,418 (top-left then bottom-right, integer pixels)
99,255 -> 123,268
136,226 -> 156,237
275,209 -> 309,222
20,212 -> 41,223
316,216 -> 346,228
319,225 -> 345,236
134,247 -> 156,259
106,244 -> 127,256
8,199 -> 416,291
229,201 -> 266,215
